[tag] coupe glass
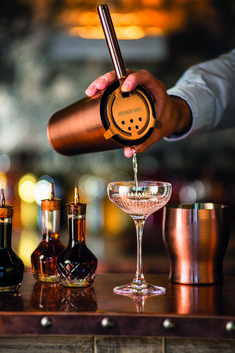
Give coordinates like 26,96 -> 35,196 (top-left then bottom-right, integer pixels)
107,181 -> 172,296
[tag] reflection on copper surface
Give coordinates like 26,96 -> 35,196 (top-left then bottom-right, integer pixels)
169,283 -> 225,315
30,281 -> 61,311
58,286 -> 97,312
0,291 -> 24,311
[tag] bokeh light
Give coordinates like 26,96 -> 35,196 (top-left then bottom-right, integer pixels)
0,154 -> 10,173
79,175 -> 105,199
34,176 -> 54,205
18,174 -> 37,203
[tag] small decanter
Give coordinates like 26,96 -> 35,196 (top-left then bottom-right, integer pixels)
0,189 -> 24,292
31,183 -> 65,282
57,187 -> 98,287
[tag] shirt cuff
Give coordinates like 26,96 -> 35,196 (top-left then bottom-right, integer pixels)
164,84 -> 215,141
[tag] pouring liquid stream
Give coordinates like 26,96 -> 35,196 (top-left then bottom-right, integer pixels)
132,147 -> 138,195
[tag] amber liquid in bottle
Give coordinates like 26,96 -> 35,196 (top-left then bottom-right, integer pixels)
31,184 -> 65,282
31,231 -> 65,282
57,202 -> 98,288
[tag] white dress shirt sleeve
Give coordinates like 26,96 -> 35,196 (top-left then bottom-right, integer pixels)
165,49 -> 235,140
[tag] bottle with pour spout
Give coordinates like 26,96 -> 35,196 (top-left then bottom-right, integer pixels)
47,4 -> 162,156
0,189 -> 24,292
31,183 -> 65,282
57,187 -> 98,287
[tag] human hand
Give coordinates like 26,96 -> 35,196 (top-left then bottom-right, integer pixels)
85,70 -> 192,157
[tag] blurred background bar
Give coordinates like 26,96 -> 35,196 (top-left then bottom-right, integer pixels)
0,0 -> 235,274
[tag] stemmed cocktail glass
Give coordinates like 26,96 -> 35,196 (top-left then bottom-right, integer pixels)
107,181 -> 172,297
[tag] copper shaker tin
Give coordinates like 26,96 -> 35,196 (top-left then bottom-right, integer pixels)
163,203 -> 229,284
47,4 -> 161,156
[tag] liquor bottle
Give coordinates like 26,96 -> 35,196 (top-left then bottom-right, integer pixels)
0,189 -> 24,292
31,183 -> 65,282
57,187 -> 98,287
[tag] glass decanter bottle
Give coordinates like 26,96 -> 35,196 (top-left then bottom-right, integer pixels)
57,187 -> 98,287
31,183 -> 65,282
0,189 -> 24,292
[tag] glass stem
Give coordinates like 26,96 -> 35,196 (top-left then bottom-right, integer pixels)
133,218 -> 146,286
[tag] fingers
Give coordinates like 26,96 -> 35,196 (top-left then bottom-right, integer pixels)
124,147 -> 133,158
85,69 -> 135,96
123,127 -> 163,158
121,70 -> 149,91
85,71 -> 117,96
121,70 -> 164,97
134,131 -> 162,153
123,127 -> 162,157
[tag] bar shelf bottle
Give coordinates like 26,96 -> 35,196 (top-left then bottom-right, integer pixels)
57,187 -> 98,287
31,183 -> 65,282
0,189 -> 24,292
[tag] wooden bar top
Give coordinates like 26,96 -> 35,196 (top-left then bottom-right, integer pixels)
0,273 -> 235,339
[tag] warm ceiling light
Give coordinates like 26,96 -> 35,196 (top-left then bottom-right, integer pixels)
69,24 -> 145,40
121,25 -> 145,39
57,6 -> 185,39
69,26 -> 102,39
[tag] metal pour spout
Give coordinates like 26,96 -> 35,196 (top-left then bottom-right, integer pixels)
74,186 -> 80,204
49,182 -> 54,200
0,188 -> 5,207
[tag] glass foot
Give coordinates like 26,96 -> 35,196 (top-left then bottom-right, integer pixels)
113,282 -> 165,296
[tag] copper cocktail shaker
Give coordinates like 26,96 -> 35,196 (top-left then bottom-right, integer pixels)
47,4 -> 161,155
163,203 -> 229,284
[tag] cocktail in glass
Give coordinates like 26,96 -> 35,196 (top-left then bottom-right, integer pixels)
107,181 -> 172,296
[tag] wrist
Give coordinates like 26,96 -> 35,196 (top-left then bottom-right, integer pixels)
170,95 -> 192,136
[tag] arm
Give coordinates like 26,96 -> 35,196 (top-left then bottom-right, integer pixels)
85,49 -> 235,155
166,49 -> 235,140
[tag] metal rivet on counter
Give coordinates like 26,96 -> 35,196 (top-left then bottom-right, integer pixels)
226,321 -> 235,332
101,317 -> 115,328
163,318 -> 176,330
40,316 -> 53,328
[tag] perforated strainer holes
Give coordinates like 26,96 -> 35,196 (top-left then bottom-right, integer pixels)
124,117 -> 145,131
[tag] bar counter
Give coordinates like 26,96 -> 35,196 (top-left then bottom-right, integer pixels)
1,273 -> 235,352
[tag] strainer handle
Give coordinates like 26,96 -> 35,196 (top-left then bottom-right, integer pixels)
98,4 -> 127,81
